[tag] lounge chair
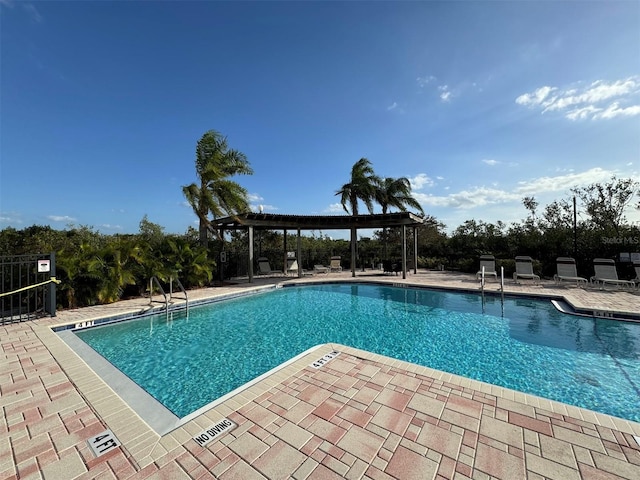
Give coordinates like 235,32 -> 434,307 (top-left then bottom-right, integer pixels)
634,261 -> 640,288
553,257 -> 588,287
286,258 -> 299,275
286,258 -> 313,276
329,256 -> 342,272
476,255 -> 498,281
590,258 -> 634,289
257,257 -> 279,275
313,264 -> 330,274
513,256 -> 540,284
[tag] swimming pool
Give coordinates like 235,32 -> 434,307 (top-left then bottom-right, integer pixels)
73,283 -> 640,422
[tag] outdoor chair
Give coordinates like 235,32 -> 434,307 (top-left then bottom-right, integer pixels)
553,257 -> 588,287
313,264 -> 330,274
591,258 -> 634,289
329,256 -> 342,272
257,257 -> 280,276
634,261 -> 640,288
476,255 -> 498,281
513,256 -> 540,284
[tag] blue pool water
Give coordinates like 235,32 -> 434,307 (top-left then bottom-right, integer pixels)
74,283 -> 640,421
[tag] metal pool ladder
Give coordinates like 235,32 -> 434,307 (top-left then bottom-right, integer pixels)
149,276 -> 189,320
169,276 -> 189,319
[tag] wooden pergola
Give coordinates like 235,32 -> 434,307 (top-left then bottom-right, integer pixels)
211,212 -> 425,281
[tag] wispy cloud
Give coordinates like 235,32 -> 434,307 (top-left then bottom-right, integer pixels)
414,187 -> 520,209
416,75 -> 436,88
414,167 -> 621,211
47,215 -> 76,222
438,85 -> 452,102
409,173 -> 435,190
387,102 -> 398,111
99,224 -> 123,231
514,167 -> 614,195
1,1 -> 44,23
482,159 -> 499,166
516,77 -> 640,120
23,2 -> 43,23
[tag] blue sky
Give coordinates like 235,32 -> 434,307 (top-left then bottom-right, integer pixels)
1,0 -> 639,238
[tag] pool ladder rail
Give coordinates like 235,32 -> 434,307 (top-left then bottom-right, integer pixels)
149,276 -> 189,320
480,266 -> 505,314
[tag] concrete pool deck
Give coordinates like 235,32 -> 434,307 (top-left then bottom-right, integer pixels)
1,269 -> 639,479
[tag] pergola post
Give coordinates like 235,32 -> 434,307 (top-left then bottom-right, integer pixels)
248,226 -> 254,283
401,225 -> 407,279
413,226 -> 418,274
350,227 -> 357,277
296,228 -> 302,277
283,229 -> 288,275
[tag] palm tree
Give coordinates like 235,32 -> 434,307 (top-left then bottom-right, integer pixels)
336,158 -> 380,215
376,177 -> 424,260
376,177 -> 424,215
183,130 -> 253,248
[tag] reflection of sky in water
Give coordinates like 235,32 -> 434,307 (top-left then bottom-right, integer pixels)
75,284 -> 640,421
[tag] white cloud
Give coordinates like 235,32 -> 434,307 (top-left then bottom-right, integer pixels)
515,86 -> 556,107
409,173 -> 435,190
22,3 -> 43,23
593,102 -> 640,120
514,167 -> 614,195
47,215 -> 76,222
516,77 -> 640,120
482,159 -> 499,166
99,224 -> 123,231
387,102 -> 398,111
325,203 -> 345,213
414,187 -> 520,209
438,85 -> 452,102
416,75 -> 436,88
248,193 -> 264,202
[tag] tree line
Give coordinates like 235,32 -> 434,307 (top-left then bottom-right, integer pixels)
1,129 -> 638,309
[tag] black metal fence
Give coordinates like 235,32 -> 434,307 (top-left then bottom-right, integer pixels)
1,253 -> 57,324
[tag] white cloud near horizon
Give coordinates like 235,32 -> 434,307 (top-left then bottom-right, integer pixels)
47,215 -> 76,222
413,167 -> 624,211
482,159 -> 499,166
516,77 -> 640,120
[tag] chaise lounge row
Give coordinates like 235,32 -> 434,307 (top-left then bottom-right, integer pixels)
477,255 -> 639,289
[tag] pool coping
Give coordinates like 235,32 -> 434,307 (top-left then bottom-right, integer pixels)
35,279 -> 640,470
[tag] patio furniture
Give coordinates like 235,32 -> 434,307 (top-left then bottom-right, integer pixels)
476,255 -> 498,281
257,257 -> 280,275
591,258 -> 634,289
329,256 -> 342,272
553,257 -> 588,287
513,256 -> 540,284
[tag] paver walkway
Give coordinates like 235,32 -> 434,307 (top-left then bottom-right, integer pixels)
2,270 -> 639,479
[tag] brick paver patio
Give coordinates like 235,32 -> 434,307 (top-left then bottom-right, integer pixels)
1,270 -> 639,479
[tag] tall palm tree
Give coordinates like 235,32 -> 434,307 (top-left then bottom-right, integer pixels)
183,130 -> 253,247
336,158 -> 380,273
336,158 -> 380,215
376,177 -> 424,215
376,177 -> 424,260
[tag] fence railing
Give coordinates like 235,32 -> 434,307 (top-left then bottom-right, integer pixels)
1,253 -> 57,324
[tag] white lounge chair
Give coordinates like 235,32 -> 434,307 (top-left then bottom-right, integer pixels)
476,255 -> 498,281
553,257 -> 588,287
591,258 -> 634,289
513,256 -> 540,284
634,261 -> 640,288
257,257 -> 279,276
313,264 -> 330,274
286,258 -> 313,277
329,256 -> 342,272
